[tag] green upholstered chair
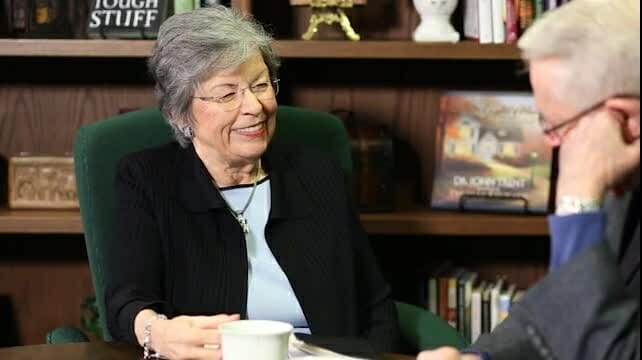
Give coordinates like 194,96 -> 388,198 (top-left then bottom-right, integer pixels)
395,302 -> 468,351
47,106 -> 466,353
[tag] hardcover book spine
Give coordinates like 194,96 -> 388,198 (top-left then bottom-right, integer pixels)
1,0 -> 12,35
12,0 -> 28,35
174,0 -> 194,14
533,0 -> 545,20
471,289 -> 483,342
457,277 -> 466,333
464,0 -> 480,40
519,0 -> 534,31
546,0 -> 557,11
478,0 -> 493,44
439,277 -> 450,322
491,0 -> 505,43
447,278 -> 458,328
428,277 -> 438,315
482,286 -> 491,334
464,275 -> 477,341
490,279 -> 504,331
505,0 -> 519,44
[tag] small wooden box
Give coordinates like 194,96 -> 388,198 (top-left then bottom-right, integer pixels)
8,156 -> 79,209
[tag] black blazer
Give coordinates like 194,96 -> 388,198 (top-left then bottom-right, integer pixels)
104,141 -> 400,356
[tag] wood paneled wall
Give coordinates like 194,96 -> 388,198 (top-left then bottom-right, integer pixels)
0,58 -> 156,160
0,85 -> 156,157
0,236 -> 93,346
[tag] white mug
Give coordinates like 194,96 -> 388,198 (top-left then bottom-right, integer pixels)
220,320 -> 293,360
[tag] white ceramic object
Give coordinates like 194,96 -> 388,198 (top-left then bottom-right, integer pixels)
413,0 -> 460,43
220,320 -> 293,360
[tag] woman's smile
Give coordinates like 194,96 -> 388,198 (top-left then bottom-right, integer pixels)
233,120 -> 267,138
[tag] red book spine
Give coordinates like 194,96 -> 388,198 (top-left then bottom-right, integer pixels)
505,0 -> 519,44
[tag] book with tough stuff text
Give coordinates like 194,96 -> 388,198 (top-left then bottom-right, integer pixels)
87,0 -> 169,39
431,91 -> 552,213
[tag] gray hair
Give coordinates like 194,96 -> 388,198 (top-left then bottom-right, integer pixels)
518,0 -> 640,111
148,6 -> 281,147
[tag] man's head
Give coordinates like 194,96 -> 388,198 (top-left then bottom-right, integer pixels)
519,0 -> 640,147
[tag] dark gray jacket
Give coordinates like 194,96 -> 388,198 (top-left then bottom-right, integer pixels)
474,189 -> 640,360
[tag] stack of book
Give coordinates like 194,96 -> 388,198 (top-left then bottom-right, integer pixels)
419,265 -> 525,343
463,0 -> 573,44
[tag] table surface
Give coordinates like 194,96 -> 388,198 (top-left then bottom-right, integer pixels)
0,342 -> 415,360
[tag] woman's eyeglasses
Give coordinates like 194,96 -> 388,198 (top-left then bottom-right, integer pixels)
193,79 -> 280,112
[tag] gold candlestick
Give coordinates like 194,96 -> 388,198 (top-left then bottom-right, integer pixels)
291,0 -> 366,41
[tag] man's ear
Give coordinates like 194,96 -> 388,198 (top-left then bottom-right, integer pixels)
605,96 -> 640,142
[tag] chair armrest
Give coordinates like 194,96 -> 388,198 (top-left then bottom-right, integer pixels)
46,326 -> 90,344
395,301 -> 469,351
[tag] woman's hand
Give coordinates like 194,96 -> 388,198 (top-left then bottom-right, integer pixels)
136,310 -> 240,360
417,347 -> 481,360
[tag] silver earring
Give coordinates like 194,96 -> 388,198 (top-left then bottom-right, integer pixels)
182,126 -> 194,139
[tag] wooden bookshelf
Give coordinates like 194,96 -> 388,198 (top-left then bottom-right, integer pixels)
0,39 -> 521,60
0,207 -> 547,236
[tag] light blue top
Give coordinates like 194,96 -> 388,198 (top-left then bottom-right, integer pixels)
220,178 -> 310,334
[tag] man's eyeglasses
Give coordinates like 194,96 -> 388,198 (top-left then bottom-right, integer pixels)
539,94 -> 640,139
193,79 -> 280,112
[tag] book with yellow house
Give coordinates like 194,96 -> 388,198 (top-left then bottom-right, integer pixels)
431,91 -> 552,213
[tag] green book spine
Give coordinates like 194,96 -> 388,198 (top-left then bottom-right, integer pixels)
174,0 -> 194,14
534,0 -> 545,20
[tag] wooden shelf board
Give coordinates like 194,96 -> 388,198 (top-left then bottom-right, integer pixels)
360,210 -> 549,236
0,39 -> 155,57
0,207 -> 83,234
0,207 -> 546,236
273,40 -> 521,60
0,39 -> 521,60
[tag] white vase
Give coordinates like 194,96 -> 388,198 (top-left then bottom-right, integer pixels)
413,0 -> 460,43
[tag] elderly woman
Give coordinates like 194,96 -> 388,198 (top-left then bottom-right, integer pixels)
104,6 -> 399,360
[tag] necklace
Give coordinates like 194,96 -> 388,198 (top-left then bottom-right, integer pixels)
216,159 -> 261,235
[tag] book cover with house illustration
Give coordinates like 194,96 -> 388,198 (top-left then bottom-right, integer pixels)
431,91 -> 552,213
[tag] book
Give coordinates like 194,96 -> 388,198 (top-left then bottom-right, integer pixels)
174,0 -> 193,14
519,0 -> 534,31
470,281 -> 488,343
457,271 -> 478,339
25,0 -> 72,38
490,278 -> 505,331
498,283 -> 516,324
481,283 -> 492,333
477,0 -> 493,44
463,0 -> 479,40
431,91 -> 552,214
340,111 -> 395,212
505,0 -> 519,44
546,0 -> 558,11
12,0 -> 28,35
201,0 -> 230,6
533,0 -> 545,20
1,0 -> 11,36
437,266 -> 462,326
447,275 -> 459,328
427,276 -> 438,315
87,0 -> 169,39
490,0 -> 505,43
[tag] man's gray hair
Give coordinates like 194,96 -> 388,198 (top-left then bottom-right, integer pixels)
148,6 -> 280,147
518,0 -> 640,110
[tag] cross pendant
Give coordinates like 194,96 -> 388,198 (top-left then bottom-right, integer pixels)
237,215 -> 250,235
